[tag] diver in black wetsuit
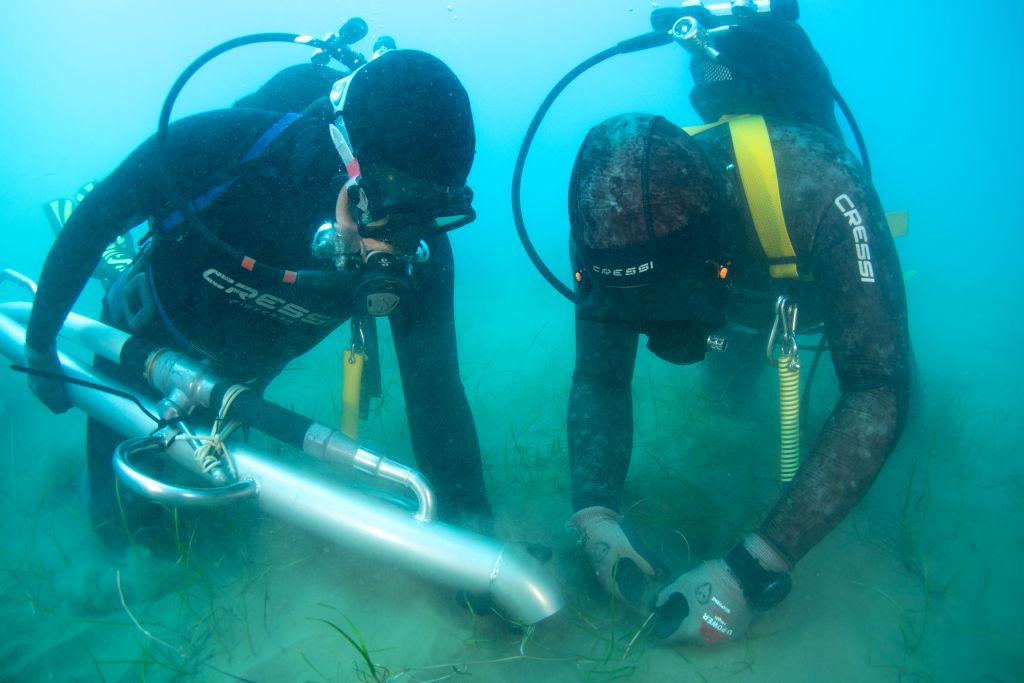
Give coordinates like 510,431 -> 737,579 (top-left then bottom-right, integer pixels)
565,23 -> 911,646
24,49 -> 492,548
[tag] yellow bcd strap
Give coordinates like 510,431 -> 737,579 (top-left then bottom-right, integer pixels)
727,115 -> 800,279
684,116 -> 908,279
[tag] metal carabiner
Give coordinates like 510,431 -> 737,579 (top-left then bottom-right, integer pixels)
349,316 -> 367,361
766,295 -> 800,369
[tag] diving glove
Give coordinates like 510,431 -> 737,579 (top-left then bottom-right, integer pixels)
570,506 -> 666,610
654,533 -> 791,646
24,343 -> 72,413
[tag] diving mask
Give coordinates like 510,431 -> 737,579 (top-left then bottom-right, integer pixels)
328,69 -> 476,243
571,231 -> 729,364
346,165 -> 475,240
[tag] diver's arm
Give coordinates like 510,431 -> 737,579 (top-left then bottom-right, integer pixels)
758,180 -> 911,563
26,149 -> 157,352
389,233 -> 491,526
26,109 -> 287,354
568,317 -> 640,512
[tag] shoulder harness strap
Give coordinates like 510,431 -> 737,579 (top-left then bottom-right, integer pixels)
158,112 -> 302,234
684,115 -> 802,280
727,115 -> 800,280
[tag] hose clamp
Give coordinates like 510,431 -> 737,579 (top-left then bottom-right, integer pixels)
767,295 -> 799,369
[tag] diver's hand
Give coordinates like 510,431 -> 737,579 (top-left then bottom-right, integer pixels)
24,343 -> 72,413
654,558 -> 752,645
654,533 -> 791,646
570,506 -> 666,610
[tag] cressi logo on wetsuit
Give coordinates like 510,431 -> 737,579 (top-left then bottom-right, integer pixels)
834,193 -> 876,284
201,268 -> 337,327
592,261 -> 654,278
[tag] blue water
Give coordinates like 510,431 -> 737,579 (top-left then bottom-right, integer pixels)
1,1 -> 1022,681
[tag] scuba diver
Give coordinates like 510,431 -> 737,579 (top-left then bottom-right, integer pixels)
511,3 -> 910,646
567,110 -> 909,645
23,38 -> 491,552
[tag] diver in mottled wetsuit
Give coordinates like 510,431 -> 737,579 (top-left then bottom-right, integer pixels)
566,22 -> 910,646
24,50 -> 492,550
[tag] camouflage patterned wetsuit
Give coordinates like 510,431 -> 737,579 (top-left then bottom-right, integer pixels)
568,119 -> 911,564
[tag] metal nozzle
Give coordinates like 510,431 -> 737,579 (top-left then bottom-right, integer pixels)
1,269 -> 38,296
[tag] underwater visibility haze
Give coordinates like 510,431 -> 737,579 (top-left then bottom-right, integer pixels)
1,1 -> 1022,681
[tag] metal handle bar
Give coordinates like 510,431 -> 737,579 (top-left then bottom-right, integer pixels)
113,435 -> 259,507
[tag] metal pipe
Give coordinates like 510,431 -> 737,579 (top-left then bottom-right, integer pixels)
2,299 -> 435,518
0,301 -> 128,363
113,435 -> 260,506
1,270 -> 38,296
239,450 -> 561,625
0,307 -> 563,623
146,346 -> 437,520
301,422 -> 436,520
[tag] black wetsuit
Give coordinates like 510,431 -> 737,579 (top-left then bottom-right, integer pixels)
27,97 -> 491,534
568,120 -> 911,564
233,63 -> 344,116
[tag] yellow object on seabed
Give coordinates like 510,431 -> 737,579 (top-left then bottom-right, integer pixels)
341,349 -> 365,439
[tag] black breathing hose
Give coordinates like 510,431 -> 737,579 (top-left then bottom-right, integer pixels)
154,31 -> 372,290
510,31 -> 673,303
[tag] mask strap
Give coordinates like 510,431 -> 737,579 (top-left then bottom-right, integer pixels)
329,122 -> 362,179
329,71 -> 364,180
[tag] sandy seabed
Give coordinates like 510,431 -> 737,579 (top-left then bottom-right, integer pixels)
1,313 -> 1021,683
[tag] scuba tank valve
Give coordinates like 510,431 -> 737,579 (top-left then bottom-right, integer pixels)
652,0 -> 799,33
312,17 -> 371,70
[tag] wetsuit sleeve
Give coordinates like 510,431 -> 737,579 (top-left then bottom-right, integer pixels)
25,139 -> 163,352
25,110 -> 280,355
388,234 -> 491,525
759,178 -> 911,563
567,316 -> 640,512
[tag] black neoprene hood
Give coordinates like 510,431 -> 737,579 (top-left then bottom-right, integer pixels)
341,49 -> 475,187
